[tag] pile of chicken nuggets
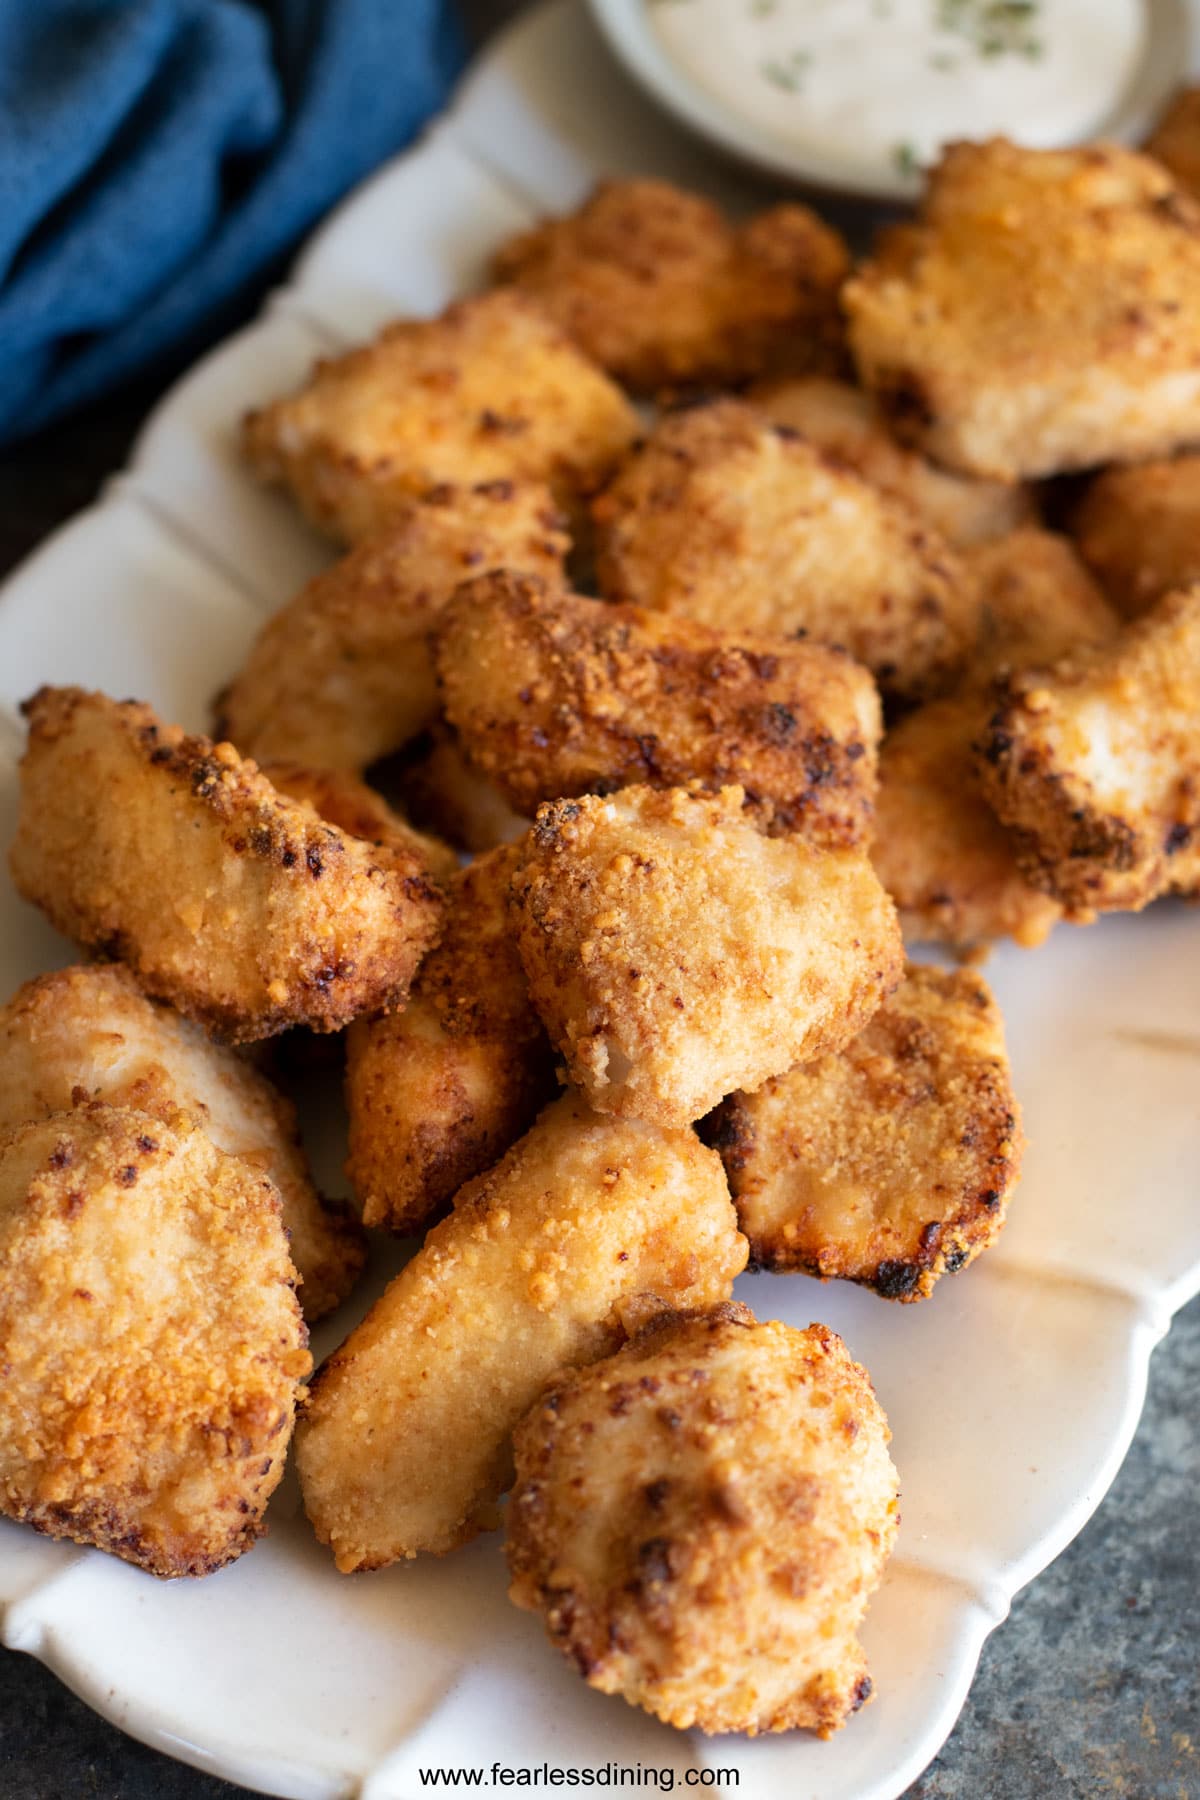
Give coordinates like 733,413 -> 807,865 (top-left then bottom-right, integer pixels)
4,109 -> 1200,1742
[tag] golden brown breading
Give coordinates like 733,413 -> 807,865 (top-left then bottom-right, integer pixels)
345,844 -> 556,1234
707,966 -> 1023,1299
260,759 -> 459,883
1072,455 -> 1200,618
592,400 -> 976,703
242,291 -> 639,539
8,689 -> 444,1042
510,785 -> 903,1126
491,178 -> 849,393
977,587 -> 1200,913
0,1103 -> 309,1577
1146,85 -> 1200,200
215,482 -> 569,773
507,1304 -> 898,1737
870,533 -> 1117,948
296,1093 -> 746,1570
844,139 -> 1200,481
398,724 -> 530,855
871,696 -> 1061,950
963,527 -> 1120,681
749,375 -> 1036,548
0,963 -> 362,1321
433,572 -> 881,844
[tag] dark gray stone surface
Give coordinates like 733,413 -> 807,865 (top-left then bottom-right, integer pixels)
0,2 -> 1196,1793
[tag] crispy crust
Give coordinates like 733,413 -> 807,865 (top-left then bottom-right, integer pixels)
976,587 -> 1200,913
260,759 -> 459,884
592,400 -> 976,703
296,1092 -> 746,1570
8,688 -> 444,1042
507,1306 -> 898,1737
963,527 -> 1119,682
706,965 -> 1024,1299
215,481 -> 569,772
345,844 -> 557,1234
0,1104 -> 309,1577
242,291 -> 639,538
1072,455 -> 1200,619
433,571 -> 881,844
492,178 -> 849,392
871,695 -> 1061,950
1146,85 -> 1200,200
845,139 -> 1200,480
510,785 -> 903,1126
0,963 -> 363,1322
749,375 -> 1035,548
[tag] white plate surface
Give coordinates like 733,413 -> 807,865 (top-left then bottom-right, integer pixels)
1,5 -> 1199,1796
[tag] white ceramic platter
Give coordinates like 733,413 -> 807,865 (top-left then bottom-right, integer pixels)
1,4 -> 1198,1795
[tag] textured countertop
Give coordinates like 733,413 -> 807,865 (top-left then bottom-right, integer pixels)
1,3 -> 1197,1793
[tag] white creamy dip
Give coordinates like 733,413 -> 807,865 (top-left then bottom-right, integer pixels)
648,0 -> 1147,185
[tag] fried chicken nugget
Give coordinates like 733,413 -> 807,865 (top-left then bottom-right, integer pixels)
707,966 -> 1023,1299
260,759 -> 459,883
964,527 -> 1120,681
9,689 -> 443,1042
216,481 -> 570,773
0,964 -> 363,1321
844,140 -> 1200,481
749,376 -> 1035,548
398,724 -> 530,855
242,292 -> 639,539
871,696 -> 1062,950
871,531 -> 1117,948
296,1092 -> 746,1569
1146,85 -> 1200,200
491,178 -> 849,393
433,572 -> 881,844
507,1303 -> 898,1737
977,586 -> 1200,914
592,400 -> 976,703
0,1103 -> 310,1576
345,844 -> 556,1234
1073,455 -> 1200,619
511,786 -> 903,1127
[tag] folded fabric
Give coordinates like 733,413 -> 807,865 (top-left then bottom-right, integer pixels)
0,0 -> 466,444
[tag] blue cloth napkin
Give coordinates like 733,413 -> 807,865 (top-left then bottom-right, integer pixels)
0,0 -> 466,444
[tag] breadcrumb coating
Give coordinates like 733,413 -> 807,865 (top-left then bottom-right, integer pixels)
260,759 -> 459,883
963,527 -> 1119,682
1073,455 -> 1200,619
707,965 -> 1023,1299
871,696 -> 1062,950
749,375 -> 1035,548
0,963 -> 362,1321
8,688 -> 444,1042
242,291 -> 639,538
507,1304 -> 898,1737
0,1104 -> 309,1577
296,1092 -> 746,1570
845,139 -> 1200,480
871,531 -> 1117,948
434,571 -> 881,844
345,844 -> 556,1234
510,785 -> 903,1127
1146,85 -> 1200,200
977,587 -> 1200,913
215,480 -> 569,772
492,178 -> 849,392
592,400 -> 976,703
398,724 -> 530,855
